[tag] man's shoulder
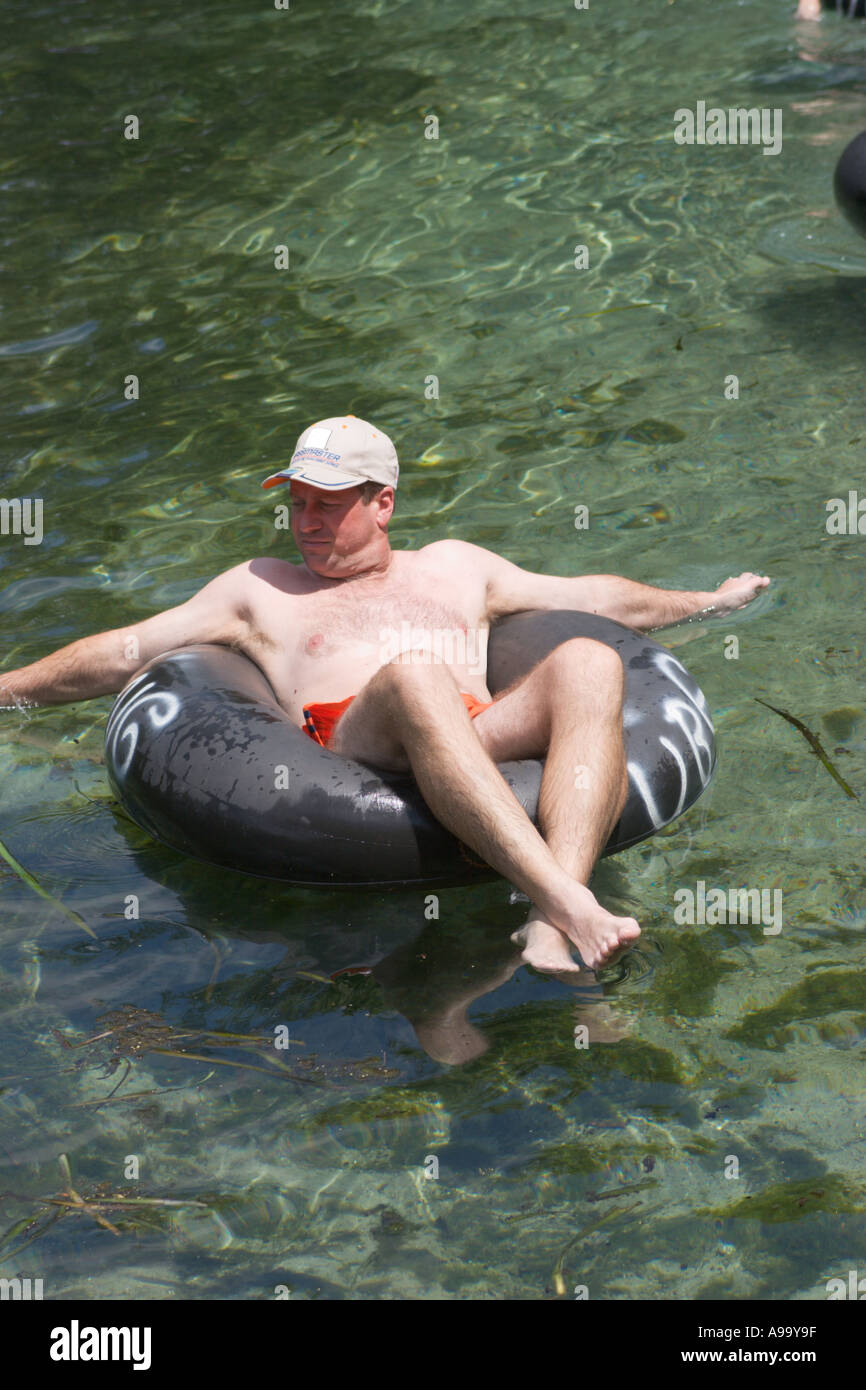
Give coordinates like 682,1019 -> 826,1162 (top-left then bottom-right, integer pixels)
243,556 -> 306,592
413,538 -> 499,571
204,558 -> 306,617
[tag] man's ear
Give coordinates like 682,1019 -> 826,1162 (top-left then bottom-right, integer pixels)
376,487 -> 395,525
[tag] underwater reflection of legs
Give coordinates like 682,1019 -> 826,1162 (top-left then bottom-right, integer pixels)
553,967 -> 635,1045
372,927 -> 521,1066
370,919 -> 632,1066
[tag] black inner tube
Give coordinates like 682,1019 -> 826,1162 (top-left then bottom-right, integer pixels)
105,610 -> 716,888
835,130 -> 866,239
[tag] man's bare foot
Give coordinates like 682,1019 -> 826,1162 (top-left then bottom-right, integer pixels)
512,918 -> 580,973
795,0 -> 822,18
512,887 -> 640,974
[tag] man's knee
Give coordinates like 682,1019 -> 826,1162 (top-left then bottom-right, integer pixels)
546,637 -> 624,688
333,650 -> 457,770
378,648 -> 455,698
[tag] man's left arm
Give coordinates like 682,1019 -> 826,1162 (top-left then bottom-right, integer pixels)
447,544 -> 770,630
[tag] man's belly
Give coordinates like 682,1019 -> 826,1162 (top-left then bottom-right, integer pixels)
249,639 -> 492,726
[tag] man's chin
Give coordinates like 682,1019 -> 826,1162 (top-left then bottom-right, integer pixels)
301,548 -> 338,574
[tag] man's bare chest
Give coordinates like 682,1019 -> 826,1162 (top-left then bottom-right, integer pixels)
246,565 -> 488,659
242,560 -> 491,712
294,582 -> 486,654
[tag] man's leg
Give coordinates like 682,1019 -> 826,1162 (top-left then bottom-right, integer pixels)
329,639 -> 639,971
495,640 -> 630,972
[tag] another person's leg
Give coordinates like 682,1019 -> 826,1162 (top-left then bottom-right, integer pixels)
329,639 -> 639,971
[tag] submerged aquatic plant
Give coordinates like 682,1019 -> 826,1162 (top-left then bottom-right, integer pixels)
0,1152 -> 209,1260
698,1175 -> 860,1224
0,832 -> 97,938
755,698 -> 860,801
52,1004 -> 330,1089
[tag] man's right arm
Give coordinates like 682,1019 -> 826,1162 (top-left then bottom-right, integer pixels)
0,563 -> 253,708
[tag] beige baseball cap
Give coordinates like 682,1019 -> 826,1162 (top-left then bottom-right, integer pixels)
261,414 -> 399,491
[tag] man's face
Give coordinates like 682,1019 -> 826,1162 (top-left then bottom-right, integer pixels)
288,479 -> 392,577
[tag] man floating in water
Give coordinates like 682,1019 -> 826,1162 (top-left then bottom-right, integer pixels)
1,415 -> 769,975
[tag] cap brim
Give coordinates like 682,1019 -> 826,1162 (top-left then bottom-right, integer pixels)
261,467 -> 366,491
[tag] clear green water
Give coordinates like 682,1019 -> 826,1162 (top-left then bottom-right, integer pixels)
1,0 -> 865,1300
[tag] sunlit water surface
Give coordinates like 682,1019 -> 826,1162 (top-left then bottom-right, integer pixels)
1,0 -> 865,1299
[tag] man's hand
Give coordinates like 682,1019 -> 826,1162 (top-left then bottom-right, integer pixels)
709,572 -> 770,618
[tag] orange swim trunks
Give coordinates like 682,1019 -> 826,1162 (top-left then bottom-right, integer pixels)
302,691 -> 493,749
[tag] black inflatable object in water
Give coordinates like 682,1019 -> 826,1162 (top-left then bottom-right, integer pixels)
834,130 -> 866,239
105,610 -> 716,887
823,0 -> 866,16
